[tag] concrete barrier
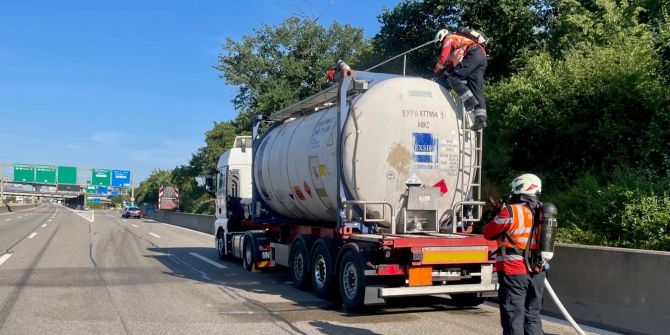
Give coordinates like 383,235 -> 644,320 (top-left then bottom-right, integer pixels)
0,203 -> 39,214
544,244 -> 669,335
145,210 -> 214,235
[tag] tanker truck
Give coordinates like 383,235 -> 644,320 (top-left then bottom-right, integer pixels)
211,66 -> 498,310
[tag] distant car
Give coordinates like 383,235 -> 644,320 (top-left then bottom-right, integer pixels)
121,206 -> 141,219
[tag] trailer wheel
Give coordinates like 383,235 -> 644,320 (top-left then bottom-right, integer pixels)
242,237 -> 254,271
311,242 -> 334,298
338,249 -> 366,311
450,293 -> 486,308
290,240 -> 310,289
216,230 -> 227,260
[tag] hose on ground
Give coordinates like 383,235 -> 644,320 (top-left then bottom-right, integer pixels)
544,278 -> 587,335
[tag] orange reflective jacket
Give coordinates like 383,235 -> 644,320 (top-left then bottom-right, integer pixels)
433,34 -> 475,74
483,204 -> 539,275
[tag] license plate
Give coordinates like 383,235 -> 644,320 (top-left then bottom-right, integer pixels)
261,251 -> 271,259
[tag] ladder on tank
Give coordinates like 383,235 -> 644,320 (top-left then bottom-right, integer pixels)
449,110 -> 485,233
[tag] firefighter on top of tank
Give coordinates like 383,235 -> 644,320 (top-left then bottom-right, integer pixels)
433,27 -> 489,130
483,174 -> 551,335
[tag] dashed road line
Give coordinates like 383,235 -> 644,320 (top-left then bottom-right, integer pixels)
4,219 -> 11,222
148,232 -> 161,239
189,252 -> 228,269
0,253 -> 11,267
42,224 -> 47,228
131,224 -> 139,228
27,232 -> 37,239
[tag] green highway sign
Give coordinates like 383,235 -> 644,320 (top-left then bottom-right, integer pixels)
58,166 -> 77,185
35,165 -> 56,184
13,164 -> 35,182
91,169 -> 111,186
86,185 -> 97,194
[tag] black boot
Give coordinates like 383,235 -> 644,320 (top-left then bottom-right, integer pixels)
470,115 -> 487,130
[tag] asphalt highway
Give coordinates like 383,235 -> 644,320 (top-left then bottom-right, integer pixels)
0,204 -> 608,335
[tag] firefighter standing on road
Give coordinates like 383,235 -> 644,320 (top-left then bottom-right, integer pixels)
433,27 -> 489,130
483,174 -> 547,335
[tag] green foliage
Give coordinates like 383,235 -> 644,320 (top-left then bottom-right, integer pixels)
370,0 -> 554,78
556,169 -> 670,250
215,17 -> 371,132
189,121 -> 237,176
133,121 -> 238,215
485,0 -> 670,186
134,169 -> 172,207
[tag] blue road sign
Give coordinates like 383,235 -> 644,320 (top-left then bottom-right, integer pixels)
111,189 -> 120,196
97,186 -> 108,195
111,170 -> 131,187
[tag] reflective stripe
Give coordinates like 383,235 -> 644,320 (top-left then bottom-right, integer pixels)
459,90 -> 474,101
503,255 -> 524,261
474,108 -> 487,117
495,217 -> 512,224
503,204 -> 536,250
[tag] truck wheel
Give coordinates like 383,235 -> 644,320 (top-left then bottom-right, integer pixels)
290,240 -> 310,289
216,230 -> 227,260
242,238 -> 254,271
311,243 -> 334,298
450,293 -> 486,308
338,249 -> 366,311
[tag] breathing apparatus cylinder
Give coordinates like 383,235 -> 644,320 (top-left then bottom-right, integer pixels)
539,203 -> 558,261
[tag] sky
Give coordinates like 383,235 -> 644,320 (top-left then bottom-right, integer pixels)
0,0 -> 402,183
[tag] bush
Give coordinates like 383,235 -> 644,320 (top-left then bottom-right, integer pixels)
556,169 -> 670,250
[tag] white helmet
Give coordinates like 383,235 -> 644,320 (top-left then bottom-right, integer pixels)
510,174 -> 542,196
434,29 -> 449,48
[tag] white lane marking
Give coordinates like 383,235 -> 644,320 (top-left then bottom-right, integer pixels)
48,219 -> 52,222
4,219 -> 11,222
122,219 -> 127,222
148,232 -> 161,239
28,232 -> 37,239
0,253 -> 12,266
189,252 -> 228,269
42,224 -> 47,228
0,205 -> 42,216
63,207 -> 94,222
131,224 -> 139,228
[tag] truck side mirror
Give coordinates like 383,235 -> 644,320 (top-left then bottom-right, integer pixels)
240,138 -> 247,153
205,176 -> 214,192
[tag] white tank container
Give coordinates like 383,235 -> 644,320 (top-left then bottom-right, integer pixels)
254,77 -> 475,226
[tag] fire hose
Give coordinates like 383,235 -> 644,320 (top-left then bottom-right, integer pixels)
544,278 -> 587,335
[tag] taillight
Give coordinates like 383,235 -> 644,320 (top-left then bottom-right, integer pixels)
258,244 -> 271,251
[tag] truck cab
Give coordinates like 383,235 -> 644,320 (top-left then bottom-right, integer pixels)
213,136 -> 253,255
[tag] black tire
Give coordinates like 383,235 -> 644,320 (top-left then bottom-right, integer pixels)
311,242 -> 335,298
450,293 -> 487,308
216,230 -> 227,260
242,237 -> 254,271
290,240 -> 310,289
338,249 -> 366,311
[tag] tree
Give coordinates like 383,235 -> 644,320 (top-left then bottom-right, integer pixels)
134,169 -> 172,206
370,0 -> 555,79
485,0 -> 669,183
189,121 -> 238,176
215,17 -> 372,133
